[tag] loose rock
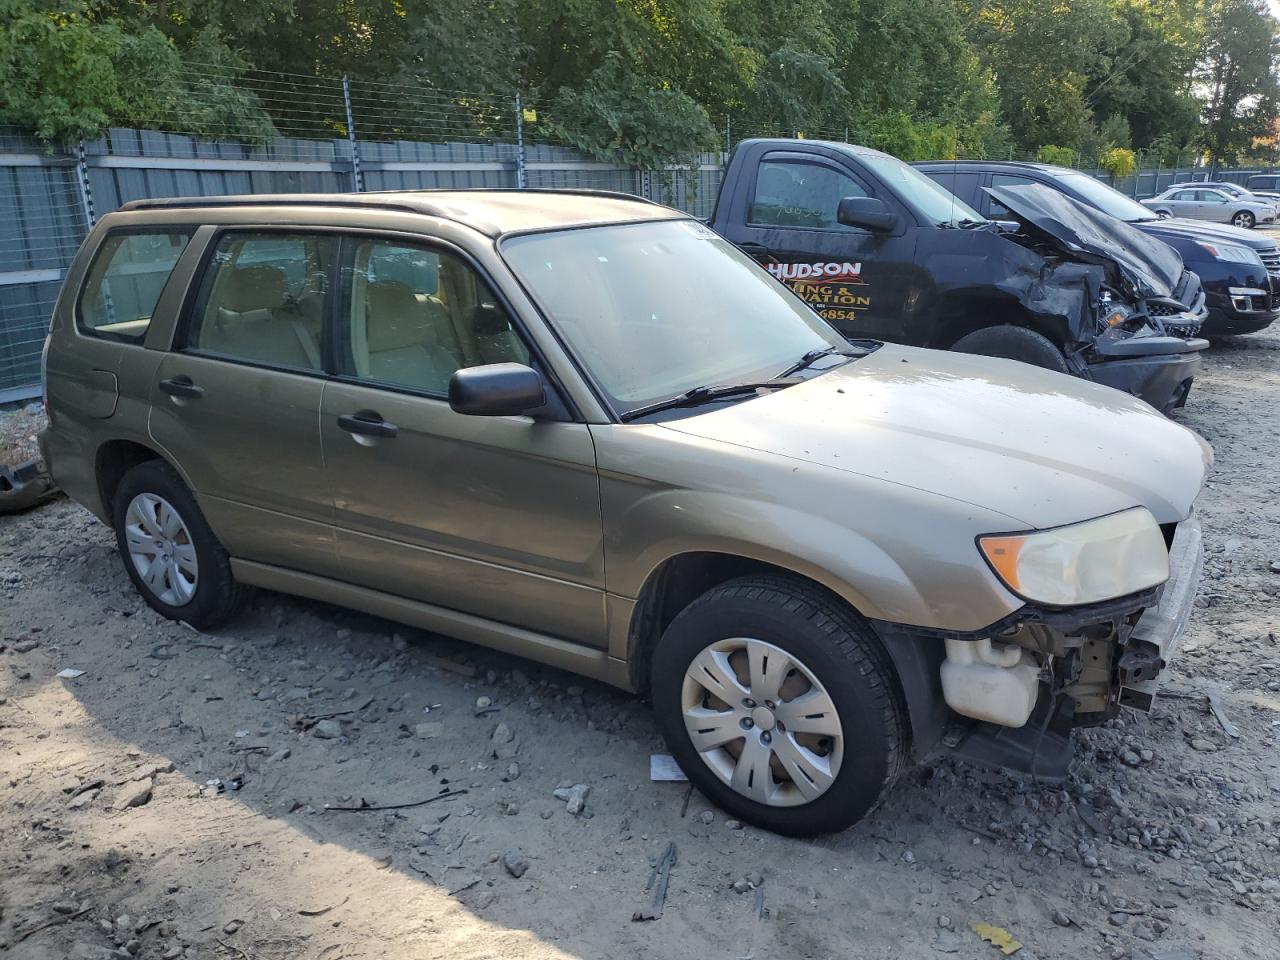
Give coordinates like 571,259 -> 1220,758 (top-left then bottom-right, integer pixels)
502,850 -> 529,878
313,719 -> 343,739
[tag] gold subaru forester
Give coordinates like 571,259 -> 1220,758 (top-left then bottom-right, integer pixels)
41,190 -> 1207,834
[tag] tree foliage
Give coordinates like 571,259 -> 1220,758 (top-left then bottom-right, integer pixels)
2,0 -> 1278,165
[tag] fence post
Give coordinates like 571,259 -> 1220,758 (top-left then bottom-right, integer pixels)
75,139 -> 95,228
515,94 -> 528,190
342,74 -> 364,192
725,115 -> 731,153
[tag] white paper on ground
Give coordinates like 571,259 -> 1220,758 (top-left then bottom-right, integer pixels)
56,668 -> 85,679
649,754 -> 689,781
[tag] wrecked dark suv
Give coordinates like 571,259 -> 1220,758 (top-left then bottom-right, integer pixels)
710,139 -> 1209,412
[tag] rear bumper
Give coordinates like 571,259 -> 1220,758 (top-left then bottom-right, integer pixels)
1087,337 -> 1205,412
0,458 -> 58,514
1120,512 -> 1203,710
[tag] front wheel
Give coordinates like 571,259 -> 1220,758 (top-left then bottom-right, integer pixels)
1155,209 -> 1172,219
650,576 -> 907,836
1231,211 -> 1256,229
951,324 -> 1070,373
112,460 -> 251,629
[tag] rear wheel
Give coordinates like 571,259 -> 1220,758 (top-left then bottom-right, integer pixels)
650,576 -> 906,836
1231,210 -> 1256,229
111,460 -> 251,628
1155,209 -> 1172,219
952,324 -> 1070,373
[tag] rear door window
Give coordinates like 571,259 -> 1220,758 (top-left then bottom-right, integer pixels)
78,231 -> 192,342
185,232 -> 336,372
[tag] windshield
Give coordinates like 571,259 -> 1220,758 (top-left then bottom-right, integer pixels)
1054,172 -> 1155,222
859,153 -> 986,226
501,219 -> 849,417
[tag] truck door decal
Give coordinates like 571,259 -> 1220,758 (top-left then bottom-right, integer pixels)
767,261 -> 871,323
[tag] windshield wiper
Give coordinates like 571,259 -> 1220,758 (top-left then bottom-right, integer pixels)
620,379 -> 801,422
774,344 -> 869,379
956,218 -> 988,229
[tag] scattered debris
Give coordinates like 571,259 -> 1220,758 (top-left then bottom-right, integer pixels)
649,754 -> 688,781
56,667 -> 85,679
1204,688 -> 1240,738
553,783 -> 590,815
115,781 -> 153,810
971,921 -> 1022,955
312,719 -> 343,739
502,850 -> 528,879
324,788 -> 467,812
298,895 -> 349,917
415,721 -> 445,739
632,841 -> 676,921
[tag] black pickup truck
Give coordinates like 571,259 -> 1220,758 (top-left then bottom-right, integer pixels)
709,138 -> 1209,411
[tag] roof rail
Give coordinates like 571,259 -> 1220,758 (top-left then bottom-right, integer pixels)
118,186 -> 666,215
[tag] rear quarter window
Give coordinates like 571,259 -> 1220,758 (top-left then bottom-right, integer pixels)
78,230 -> 192,342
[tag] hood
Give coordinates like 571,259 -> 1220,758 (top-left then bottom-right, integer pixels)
661,343 -> 1209,530
1138,217 -> 1278,252
987,183 -> 1184,297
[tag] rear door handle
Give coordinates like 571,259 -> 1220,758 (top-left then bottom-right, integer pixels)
737,242 -> 770,257
158,376 -> 204,399
337,411 -> 399,439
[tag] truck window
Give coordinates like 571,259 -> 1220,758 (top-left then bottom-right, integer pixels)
78,231 -> 192,342
988,174 -> 1037,218
749,160 -> 867,229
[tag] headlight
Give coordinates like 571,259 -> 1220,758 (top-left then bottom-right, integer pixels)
978,507 -> 1169,606
1195,241 -> 1263,265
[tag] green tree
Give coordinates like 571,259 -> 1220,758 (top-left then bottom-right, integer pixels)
1197,0 -> 1280,165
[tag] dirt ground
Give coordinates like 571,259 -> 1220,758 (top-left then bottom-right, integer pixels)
2,334 -> 1279,960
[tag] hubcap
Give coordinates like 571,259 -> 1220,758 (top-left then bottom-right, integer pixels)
681,638 -> 843,807
124,493 -> 198,607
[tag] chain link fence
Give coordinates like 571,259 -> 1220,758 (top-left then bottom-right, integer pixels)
0,64 -> 1271,401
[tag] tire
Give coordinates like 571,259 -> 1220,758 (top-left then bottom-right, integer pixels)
1155,209 -> 1172,219
650,576 -> 907,836
951,324 -> 1070,373
1231,210 -> 1255,229
111,459 -> 251,629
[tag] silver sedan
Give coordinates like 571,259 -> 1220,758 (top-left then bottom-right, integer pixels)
1141,187 -> 1277,229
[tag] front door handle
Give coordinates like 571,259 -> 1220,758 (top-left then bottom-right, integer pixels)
337,411 -> 399,439
158,376 -> 204,399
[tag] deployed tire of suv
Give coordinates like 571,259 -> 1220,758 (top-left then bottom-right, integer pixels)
952,325 -> 1070,373
111,460 -> 251,629
651,576 -> 907,836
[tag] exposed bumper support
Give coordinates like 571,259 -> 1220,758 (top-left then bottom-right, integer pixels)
1120,512 -> 1203,710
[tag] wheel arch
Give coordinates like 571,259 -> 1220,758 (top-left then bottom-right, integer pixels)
96,438 -> 170,518
625,551 -> 945,761
926,295 -> 1067,351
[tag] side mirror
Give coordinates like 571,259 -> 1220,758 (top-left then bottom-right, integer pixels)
837,196 -> 899,232
449,363 -> 546,417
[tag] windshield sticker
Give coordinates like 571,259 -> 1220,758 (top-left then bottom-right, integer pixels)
767,261 -> 870,323
680,221 -> 717,240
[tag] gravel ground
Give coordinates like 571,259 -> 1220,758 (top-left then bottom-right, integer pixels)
1,336 -> 1279,960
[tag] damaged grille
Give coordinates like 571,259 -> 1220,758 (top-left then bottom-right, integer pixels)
1144,275 -> 1205,337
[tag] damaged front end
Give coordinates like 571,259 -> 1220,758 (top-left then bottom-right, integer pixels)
924,513 -> 1204,782
989,184 -> 1209,412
